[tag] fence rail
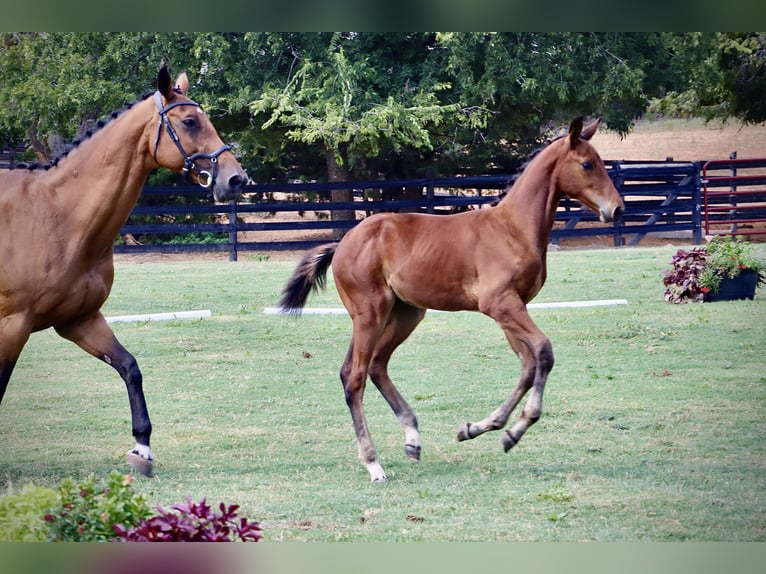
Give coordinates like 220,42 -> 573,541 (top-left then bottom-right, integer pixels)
9,156 -> 762,259
702,155 -> 766,237
109,159 -> 716,260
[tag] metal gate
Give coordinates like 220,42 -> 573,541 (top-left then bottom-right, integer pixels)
702,154 -> 766,237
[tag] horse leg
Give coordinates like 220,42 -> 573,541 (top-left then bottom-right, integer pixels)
338,296 -> 395,483
55,312 -> 154,476
368,301 -> 427,462
0,314 -> 32,404
457,298 -> 553,453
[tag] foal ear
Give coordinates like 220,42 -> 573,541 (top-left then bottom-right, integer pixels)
579,117 -> 602,141
174,72 -> 190,96
157,65 -> 173,99
568,116 -> 584,147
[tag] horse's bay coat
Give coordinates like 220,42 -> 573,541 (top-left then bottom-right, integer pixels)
0,67 -> 246,476
280,117 -> 624,482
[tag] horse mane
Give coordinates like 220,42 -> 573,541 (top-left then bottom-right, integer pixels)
491,134 -> 565,206
18,91 -> 155,171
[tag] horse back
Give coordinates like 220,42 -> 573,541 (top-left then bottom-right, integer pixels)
333,209 -> 535,312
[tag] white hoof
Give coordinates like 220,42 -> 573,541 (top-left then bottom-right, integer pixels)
126,444 -> 154,477
367,461 -> 388,483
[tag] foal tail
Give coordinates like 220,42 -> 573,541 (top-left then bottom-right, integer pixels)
279,243 -> 339,313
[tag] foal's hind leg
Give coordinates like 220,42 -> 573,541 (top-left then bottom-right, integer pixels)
55,312 -> 154,476
368,301 -> 427,462
338,294 -> 396,482
457,297 -> 553,452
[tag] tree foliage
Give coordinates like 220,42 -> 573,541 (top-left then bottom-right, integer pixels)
1,32 -> 763,181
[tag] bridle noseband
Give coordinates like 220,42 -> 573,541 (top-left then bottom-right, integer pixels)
153,91 -> 231,189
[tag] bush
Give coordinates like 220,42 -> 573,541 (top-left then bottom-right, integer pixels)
113,496 -> 262,542
662,247 -> 708,303
46,471 -> 152,542
0,471 -> 262,542
0,484 -> 59,542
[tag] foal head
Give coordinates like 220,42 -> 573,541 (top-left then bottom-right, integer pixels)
554,117 -> 624,223
152,66 -> 246,203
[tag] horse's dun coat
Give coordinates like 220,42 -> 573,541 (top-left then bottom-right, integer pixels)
280,117 -> 624,482
0,67 -> 246,476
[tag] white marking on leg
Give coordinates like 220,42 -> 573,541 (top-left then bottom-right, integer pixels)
404,426 -> 420,450
366,461 -> 388,483
128,443 -> 153,461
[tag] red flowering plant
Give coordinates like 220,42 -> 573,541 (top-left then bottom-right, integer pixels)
662,246 -> 709,303
113,496 -> 262,542
663,235 -> 765,303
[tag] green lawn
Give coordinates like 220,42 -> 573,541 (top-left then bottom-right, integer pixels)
1,245 -> 764,541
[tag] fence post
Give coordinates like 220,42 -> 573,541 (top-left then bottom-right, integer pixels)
728,151 -> 738,235
228,200 -> 238,262
692,162 -> 703,245
426,175 -> 435,214
611,161 -> 624,247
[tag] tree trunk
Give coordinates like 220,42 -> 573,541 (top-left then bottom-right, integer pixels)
326,147 -> 355,240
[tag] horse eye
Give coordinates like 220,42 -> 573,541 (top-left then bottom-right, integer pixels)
182,117 -> 197,129
581,161 -> 593,170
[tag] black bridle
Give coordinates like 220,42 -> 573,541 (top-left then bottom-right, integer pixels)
152,91 -> 231,189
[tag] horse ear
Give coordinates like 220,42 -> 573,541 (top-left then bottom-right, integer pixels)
568,116 -> 584,147
157,65 -> 173,99
174,72 -> 190,96
579,117 -> 602,141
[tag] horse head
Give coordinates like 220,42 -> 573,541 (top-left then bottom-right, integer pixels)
556,116 -> 624,223
152,66 -> 246,203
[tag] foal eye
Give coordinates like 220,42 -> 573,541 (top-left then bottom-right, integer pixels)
581,161 -> 593,170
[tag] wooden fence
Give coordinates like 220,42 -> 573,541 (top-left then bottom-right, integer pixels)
113,160 -> 709,260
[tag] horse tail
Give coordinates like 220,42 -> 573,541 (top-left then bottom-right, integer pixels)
279,243 -> 339,313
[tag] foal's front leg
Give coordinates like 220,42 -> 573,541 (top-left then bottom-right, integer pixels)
457,299 -> 554,452
55,312 -> 154,476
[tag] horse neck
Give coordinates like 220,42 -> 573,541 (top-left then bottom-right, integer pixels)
494,140 -> 564,251
43,97 -> 157,256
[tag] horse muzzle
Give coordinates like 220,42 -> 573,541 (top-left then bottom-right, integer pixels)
599,203 -> 624,223
212,169 -> 246,203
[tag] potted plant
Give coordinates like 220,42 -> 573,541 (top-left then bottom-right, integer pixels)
662,236 -> 765,304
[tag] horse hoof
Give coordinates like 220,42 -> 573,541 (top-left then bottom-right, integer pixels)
405,443 -> 421,461
126,452 -> 154,477
501,430 -> 517,453
456,422 -> 472,442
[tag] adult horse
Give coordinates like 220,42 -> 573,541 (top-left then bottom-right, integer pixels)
280,117 -> 624,482
0,67 -> 246,476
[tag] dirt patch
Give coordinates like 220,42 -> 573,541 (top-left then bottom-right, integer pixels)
595,117 -> 766,162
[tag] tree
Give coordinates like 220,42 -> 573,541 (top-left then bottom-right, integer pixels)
248,33 -> 473,236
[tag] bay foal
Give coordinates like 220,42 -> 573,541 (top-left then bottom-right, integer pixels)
281,117 -> 623,482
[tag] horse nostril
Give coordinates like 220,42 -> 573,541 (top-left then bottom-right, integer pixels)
613,205 -> 624,222
228,174 -> 244,191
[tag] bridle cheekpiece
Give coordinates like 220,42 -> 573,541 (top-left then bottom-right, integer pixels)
152,91 -> 231,189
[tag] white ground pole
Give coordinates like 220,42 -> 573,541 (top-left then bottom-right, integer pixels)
105,309 -> 212,324
263,299 -> 628,315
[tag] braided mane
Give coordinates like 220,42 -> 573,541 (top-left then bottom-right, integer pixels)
19,91 -> 155,171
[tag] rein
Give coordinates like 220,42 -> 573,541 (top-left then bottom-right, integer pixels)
152,91 -> 230,189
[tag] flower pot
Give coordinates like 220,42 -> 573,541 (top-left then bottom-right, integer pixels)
705,269 -> 759,302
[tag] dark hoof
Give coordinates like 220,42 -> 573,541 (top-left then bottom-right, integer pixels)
501,430 -> 517,453
126,452 -> 154,477
456,422 -> 472,442
405,443 -> 421,461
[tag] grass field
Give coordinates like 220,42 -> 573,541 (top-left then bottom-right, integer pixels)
1,245 -> 765,541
